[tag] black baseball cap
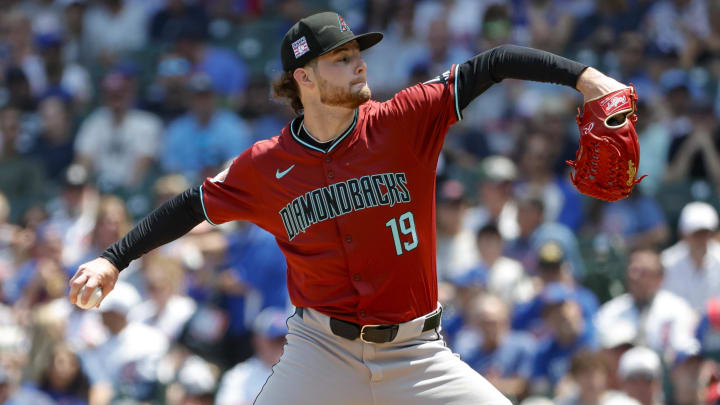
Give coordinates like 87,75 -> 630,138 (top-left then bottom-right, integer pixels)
281,12 -> 383,72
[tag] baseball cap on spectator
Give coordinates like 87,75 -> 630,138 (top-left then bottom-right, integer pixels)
98,282 -> 141,315
481,155 -> 517,183
281,12 -> 383,72
35,33 -> 62,50
61,163 -> 91,188
618,346 -> 661,380
252,307 -> 289,339
438,179 -> 466,204
678,202 -> 718,236
537,240 -> 565,268
157,57 -> 190,77
177,355 -> 216,396
598,319 -> 637,349
187,73 -> 214,94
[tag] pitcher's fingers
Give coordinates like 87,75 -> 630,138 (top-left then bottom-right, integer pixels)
95,281 -> 115,308
80,277 -> 100,306
68,272 -> 88,305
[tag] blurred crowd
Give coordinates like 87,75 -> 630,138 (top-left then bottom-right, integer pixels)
1,0 -> 720,404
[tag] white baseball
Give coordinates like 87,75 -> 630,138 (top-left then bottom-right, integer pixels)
76,285 -> 103,309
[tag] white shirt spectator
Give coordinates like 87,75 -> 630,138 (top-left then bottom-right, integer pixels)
215,357 -> 272,405
646,0 -> 711,55
595,290 -> 698,354
81,322 -> 169,387
437,229 -> 480,281
486,256 -> 535,305
74,107 -> 162,190
129,295 -> 196,341
661,239 -> 720,312
83,1 -> 148,60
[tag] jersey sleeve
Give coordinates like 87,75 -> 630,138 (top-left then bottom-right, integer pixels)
200,147 -> 259,225
378,64 -> 462,164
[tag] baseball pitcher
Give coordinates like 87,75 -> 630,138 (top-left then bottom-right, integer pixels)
69,11 -> 641,405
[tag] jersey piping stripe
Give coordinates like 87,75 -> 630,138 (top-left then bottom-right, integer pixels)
453,63 -> 462,122
198,185 -> 218,226
290,109 -> 358,154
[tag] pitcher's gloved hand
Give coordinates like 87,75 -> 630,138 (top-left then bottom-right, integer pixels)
566,84 -> 646,202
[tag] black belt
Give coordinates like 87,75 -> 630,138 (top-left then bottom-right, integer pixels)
294,307 -> 442,344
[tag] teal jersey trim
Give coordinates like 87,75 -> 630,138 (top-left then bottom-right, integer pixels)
290,109 -> 358,154
198,185 -> 218,226
453,64 -> 463,122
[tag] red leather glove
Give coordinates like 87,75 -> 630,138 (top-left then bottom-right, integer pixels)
566,84 -> 646,202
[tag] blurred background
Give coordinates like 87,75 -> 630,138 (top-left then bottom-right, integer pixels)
0,0 -> 720,404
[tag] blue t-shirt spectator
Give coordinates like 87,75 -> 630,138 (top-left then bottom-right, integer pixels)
531,318 -> 596,393
455,330 -> 536,379
161,109 -> 251,182
223,224 -> 289,336
512,283 -> 598,336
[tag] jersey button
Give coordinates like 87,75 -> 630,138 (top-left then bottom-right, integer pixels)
325,156 -> 332,163
353,274 -> 361,281
359,310 -> 366,317
328,171 -> 335,179
345,235 -> 352,243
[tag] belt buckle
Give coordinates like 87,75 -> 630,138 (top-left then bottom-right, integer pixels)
360,324 -> 381,343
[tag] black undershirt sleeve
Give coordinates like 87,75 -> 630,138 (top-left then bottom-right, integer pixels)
100,186 -> 206,271
456,44 -> 588,111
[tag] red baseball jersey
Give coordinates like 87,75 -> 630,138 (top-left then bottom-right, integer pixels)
201,65 -> 462,325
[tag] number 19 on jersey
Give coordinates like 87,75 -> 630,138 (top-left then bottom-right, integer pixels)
385,211 -> 418,256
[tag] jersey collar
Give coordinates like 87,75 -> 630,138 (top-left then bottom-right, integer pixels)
289,109 -> 358,154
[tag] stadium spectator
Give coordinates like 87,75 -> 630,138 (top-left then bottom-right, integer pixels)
149,0 -> 209,43
645,0 -> 711,68
595,249 -> 697,355
73,71 -> 162,193
171,355 -> 217,405
597,190 -> 669,251
455,224 -> 533,306
80,281 -> 168,405
506,194 -> 585,279
171,21 -> 249,101
555,350 -> 640,405
465,155 -> 520,240
512,241 -> 598,335
453,293 -> 536,401
0,104 -> 46,224
436,179 -> 480,281
37,343 -> 90,405
215,307 -> 288,405
35,32 -> 92,108
160,73 -> 252,183
82,0 -> 149,65
661,201 -> 720,312
530,283 -> 597,396
25,96 -> 76,183
514,133 -> 583,232
129,254 -> 196,341
618,346 -> 664,405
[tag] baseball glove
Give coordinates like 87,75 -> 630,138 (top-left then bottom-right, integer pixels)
566,84 -> 646,202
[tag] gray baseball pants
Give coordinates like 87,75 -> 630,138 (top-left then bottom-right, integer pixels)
253,306 -> 512,405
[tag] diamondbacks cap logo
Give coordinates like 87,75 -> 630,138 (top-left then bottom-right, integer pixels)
338,15 -> 350,32
292,36 -> 310,59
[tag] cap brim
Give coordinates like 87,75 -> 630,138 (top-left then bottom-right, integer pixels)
320,32 -> 383,57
